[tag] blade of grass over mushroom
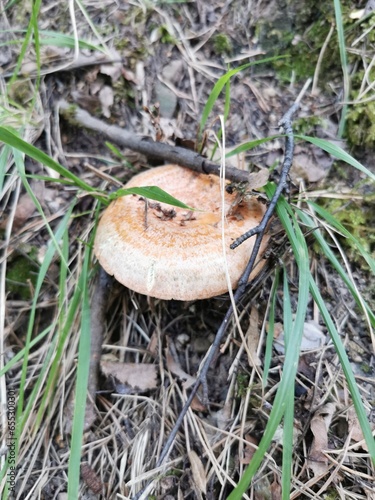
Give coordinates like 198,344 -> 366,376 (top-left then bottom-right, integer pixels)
198,56 -> 287,140
68,245 -> 92,500
296,135 -> 375,182
109,185 -> 198,211
229,189 -> 310,499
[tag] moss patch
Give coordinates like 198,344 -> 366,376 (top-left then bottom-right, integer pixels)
6,250 -> 39,300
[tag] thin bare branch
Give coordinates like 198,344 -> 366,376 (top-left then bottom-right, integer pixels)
58,99 -> 253,184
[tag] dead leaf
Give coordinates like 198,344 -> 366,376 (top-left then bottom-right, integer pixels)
246,307 -> 262,367
100,48 -> 123,82
100,361 -> 158,393
188,450 -> 207,495
274,320 -> 326,354
99,85 -> 114,118
190,395 -> 207,412
240,434 -> 258,464
270,478 -> 282,500
291,145 -> 333,183
247,168 -> 270,190
165,349 -> 196,389
347,406 -> 370,449
307,402 -> 336,476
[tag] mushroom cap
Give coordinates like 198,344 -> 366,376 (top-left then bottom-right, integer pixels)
94,165 -> 270,300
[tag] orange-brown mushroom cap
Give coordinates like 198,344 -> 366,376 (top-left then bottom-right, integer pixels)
94,165 -> 270,300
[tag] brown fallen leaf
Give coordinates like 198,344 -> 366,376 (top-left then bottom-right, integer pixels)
247,167 -> 270,190
347,406 -> 373,450
270,477 -> 282,500
1,183 -> 51,230
99,85 -> 114,118
240,433 -> 258,464
246,307 -> 262,367
165,348 -> 197,389
188,450 -> 207,495
307,402 -> 336,476
100,361 -> 158,393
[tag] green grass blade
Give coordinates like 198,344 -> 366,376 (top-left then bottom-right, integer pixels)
32,226 -> 72,430
199,56 -> 285,138
13,148 -> 70,268
226,135 -> 280,158
281,271 -> 294,500
31,0 -> 41,94
15,208 -> 73,446
297,209 -> 375,327
0,327 -> 51,378
0,145 -> 12,193
67,247 -> 92,499
0,126 -> 99,194
305,201 -> 375,273
0,30 -> 104,51
263,268 -> 280,384
296,135 -> 375,182
228,189 -> 310,499
309,278 -> 375,462
333,0 -> 349,138
109,185 -> 197,210
39,30 -> 105,51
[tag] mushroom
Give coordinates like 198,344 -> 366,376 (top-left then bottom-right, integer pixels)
94,164 -> 270,301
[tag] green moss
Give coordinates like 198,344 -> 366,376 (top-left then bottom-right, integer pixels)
236,371 -> 249,398
158,25 -> 177,45
360,363 -> 372,374
346,98 -> 375,148
322,198 -> 375,263
212,34 -> 233,55
293,116 -> 324,135
6,250 -> 39,300
257,3 -> 337,83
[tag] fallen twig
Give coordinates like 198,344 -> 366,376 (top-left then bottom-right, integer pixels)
58,99 -> 254,184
